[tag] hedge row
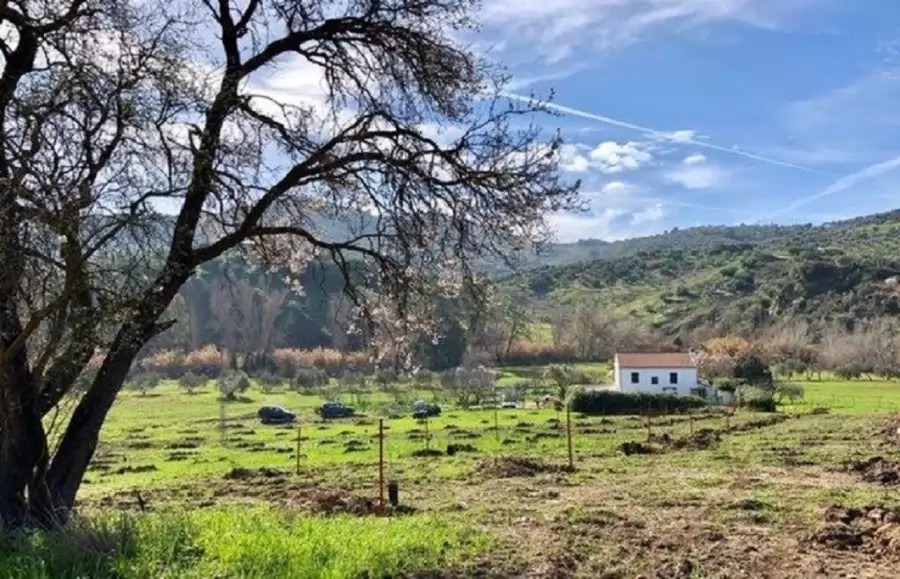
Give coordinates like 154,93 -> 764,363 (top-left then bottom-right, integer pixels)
571,390 -> 707,415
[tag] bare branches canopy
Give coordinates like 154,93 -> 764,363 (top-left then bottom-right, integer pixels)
0,0 -> 578,527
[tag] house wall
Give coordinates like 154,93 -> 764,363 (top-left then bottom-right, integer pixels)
613,362 -> 698,396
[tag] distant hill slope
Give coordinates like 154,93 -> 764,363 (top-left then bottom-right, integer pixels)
517,209 -> 900,335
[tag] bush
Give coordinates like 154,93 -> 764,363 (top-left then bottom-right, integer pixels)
571,390 -> 707,415
739,386 -> 777,412
498,341 -> 580,366
127,372 -> 161,396
713,377 -> 746,393
178,372 -> 206,394
255,372 -> 282,393
733,355 -> 773,387
293,368 -> 329,391
140,350 -> 185,378
272,348 -> 372,377
183,345 -> 226,378
773,382 -> 805,405
218,371 -> 251,402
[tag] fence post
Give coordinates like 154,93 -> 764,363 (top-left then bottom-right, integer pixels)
295,422 -> 302,475
689,412 -> 694,436
495,403 -> 500,442
566,401 -> 574,471
424,416 -> 430,451
378,418 -> 385,515
646,412 -> 652,441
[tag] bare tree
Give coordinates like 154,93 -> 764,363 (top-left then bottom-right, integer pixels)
0,0 -> 578,528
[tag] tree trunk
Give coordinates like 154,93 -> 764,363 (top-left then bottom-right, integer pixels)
0,321 -> 49,529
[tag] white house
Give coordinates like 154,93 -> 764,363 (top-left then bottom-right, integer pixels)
613,352 -> 701,397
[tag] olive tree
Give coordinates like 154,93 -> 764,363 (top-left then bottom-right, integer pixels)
0,0 -> 578,527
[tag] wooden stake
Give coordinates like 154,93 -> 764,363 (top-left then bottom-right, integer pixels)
378,418 -> 385,515
494,404 -> 500,442
424,416 -> 430,451
295,422 -> 302,475
689,412 -> 694,436
566,401 -> 574,471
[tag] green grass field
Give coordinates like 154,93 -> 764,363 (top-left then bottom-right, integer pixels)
8,374 -> 900,577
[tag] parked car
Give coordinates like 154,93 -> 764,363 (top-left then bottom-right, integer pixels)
500,401 -> 517,409
317,401 -> 355,419
412,400 -> 441,419
257,406 -> 296,425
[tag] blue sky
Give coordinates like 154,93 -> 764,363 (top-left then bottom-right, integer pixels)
476,0 -> 900,242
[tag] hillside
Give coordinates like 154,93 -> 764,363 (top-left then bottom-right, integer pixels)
520,209 -> 900,336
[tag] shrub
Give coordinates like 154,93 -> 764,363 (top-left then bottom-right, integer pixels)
255,372 -> 282,393
773,382 -> 805,405
218,371 -> 251,402
294,368 -> 329,391
272,348 -> 372,377
739,386 -> 777,412
183,345 -> 227,378
178,372 -> 206,394
127,372 -> 161,396
571,390 -> 707,415
140,350 -> 185,378
713,377 -> 746,393
498,341 -> 580,366
733,355 -> 773,387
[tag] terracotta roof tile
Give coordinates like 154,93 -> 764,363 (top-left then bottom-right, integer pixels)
615,352 -> 695,368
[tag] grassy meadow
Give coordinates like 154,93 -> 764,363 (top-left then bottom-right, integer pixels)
5,372 -> 900,577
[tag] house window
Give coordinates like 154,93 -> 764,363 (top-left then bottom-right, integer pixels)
669,372 -> 678,384
630,372 -> 639,384
651,376 -> 659,385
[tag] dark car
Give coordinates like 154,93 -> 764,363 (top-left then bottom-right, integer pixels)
317,401 -> 355,419
257,406 -> 297,425
412,400 -> 441,419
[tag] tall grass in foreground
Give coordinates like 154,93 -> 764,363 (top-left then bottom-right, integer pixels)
0,508 -> 485,579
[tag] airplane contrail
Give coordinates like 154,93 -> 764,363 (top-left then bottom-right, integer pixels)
502,92 -> 834,177
772,154 -> 900,217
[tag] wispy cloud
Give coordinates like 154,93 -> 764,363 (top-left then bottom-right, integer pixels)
482,0 -> 830,64
774,155 -> 900,217
503,92 -> 832,176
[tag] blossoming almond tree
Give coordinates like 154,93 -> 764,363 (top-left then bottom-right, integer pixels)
0,0 -> 578,528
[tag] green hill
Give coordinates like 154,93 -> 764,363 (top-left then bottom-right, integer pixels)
518,209 -> 900,336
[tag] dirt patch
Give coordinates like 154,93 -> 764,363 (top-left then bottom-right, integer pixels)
476,456 -> 565,478
110,464 -> 158,475
446,443 -> 478,456
233,441 -> 268,451
670,428 -> 720,450
451,430 -> 481,440
728,414 -> 788,433
619,441 -> 656,456
224,467 -> 284,480
810,504 -> 900,556
848,457 -> 900,485
167,437 -> 205,450
881,415 -> 900,447
344,440 -> 369,453
411,448 -> 444,458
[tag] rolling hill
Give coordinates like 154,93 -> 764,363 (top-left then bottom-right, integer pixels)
518,209 -> 900,336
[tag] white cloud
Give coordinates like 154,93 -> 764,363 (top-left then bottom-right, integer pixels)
481,0 -> 830,64
665,164 -> 728,189
548,208 -> 629,241
631,203 -> 666,225
560,141 -> 653,174
683,153 -> 707,165
664,129 -> 698,143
